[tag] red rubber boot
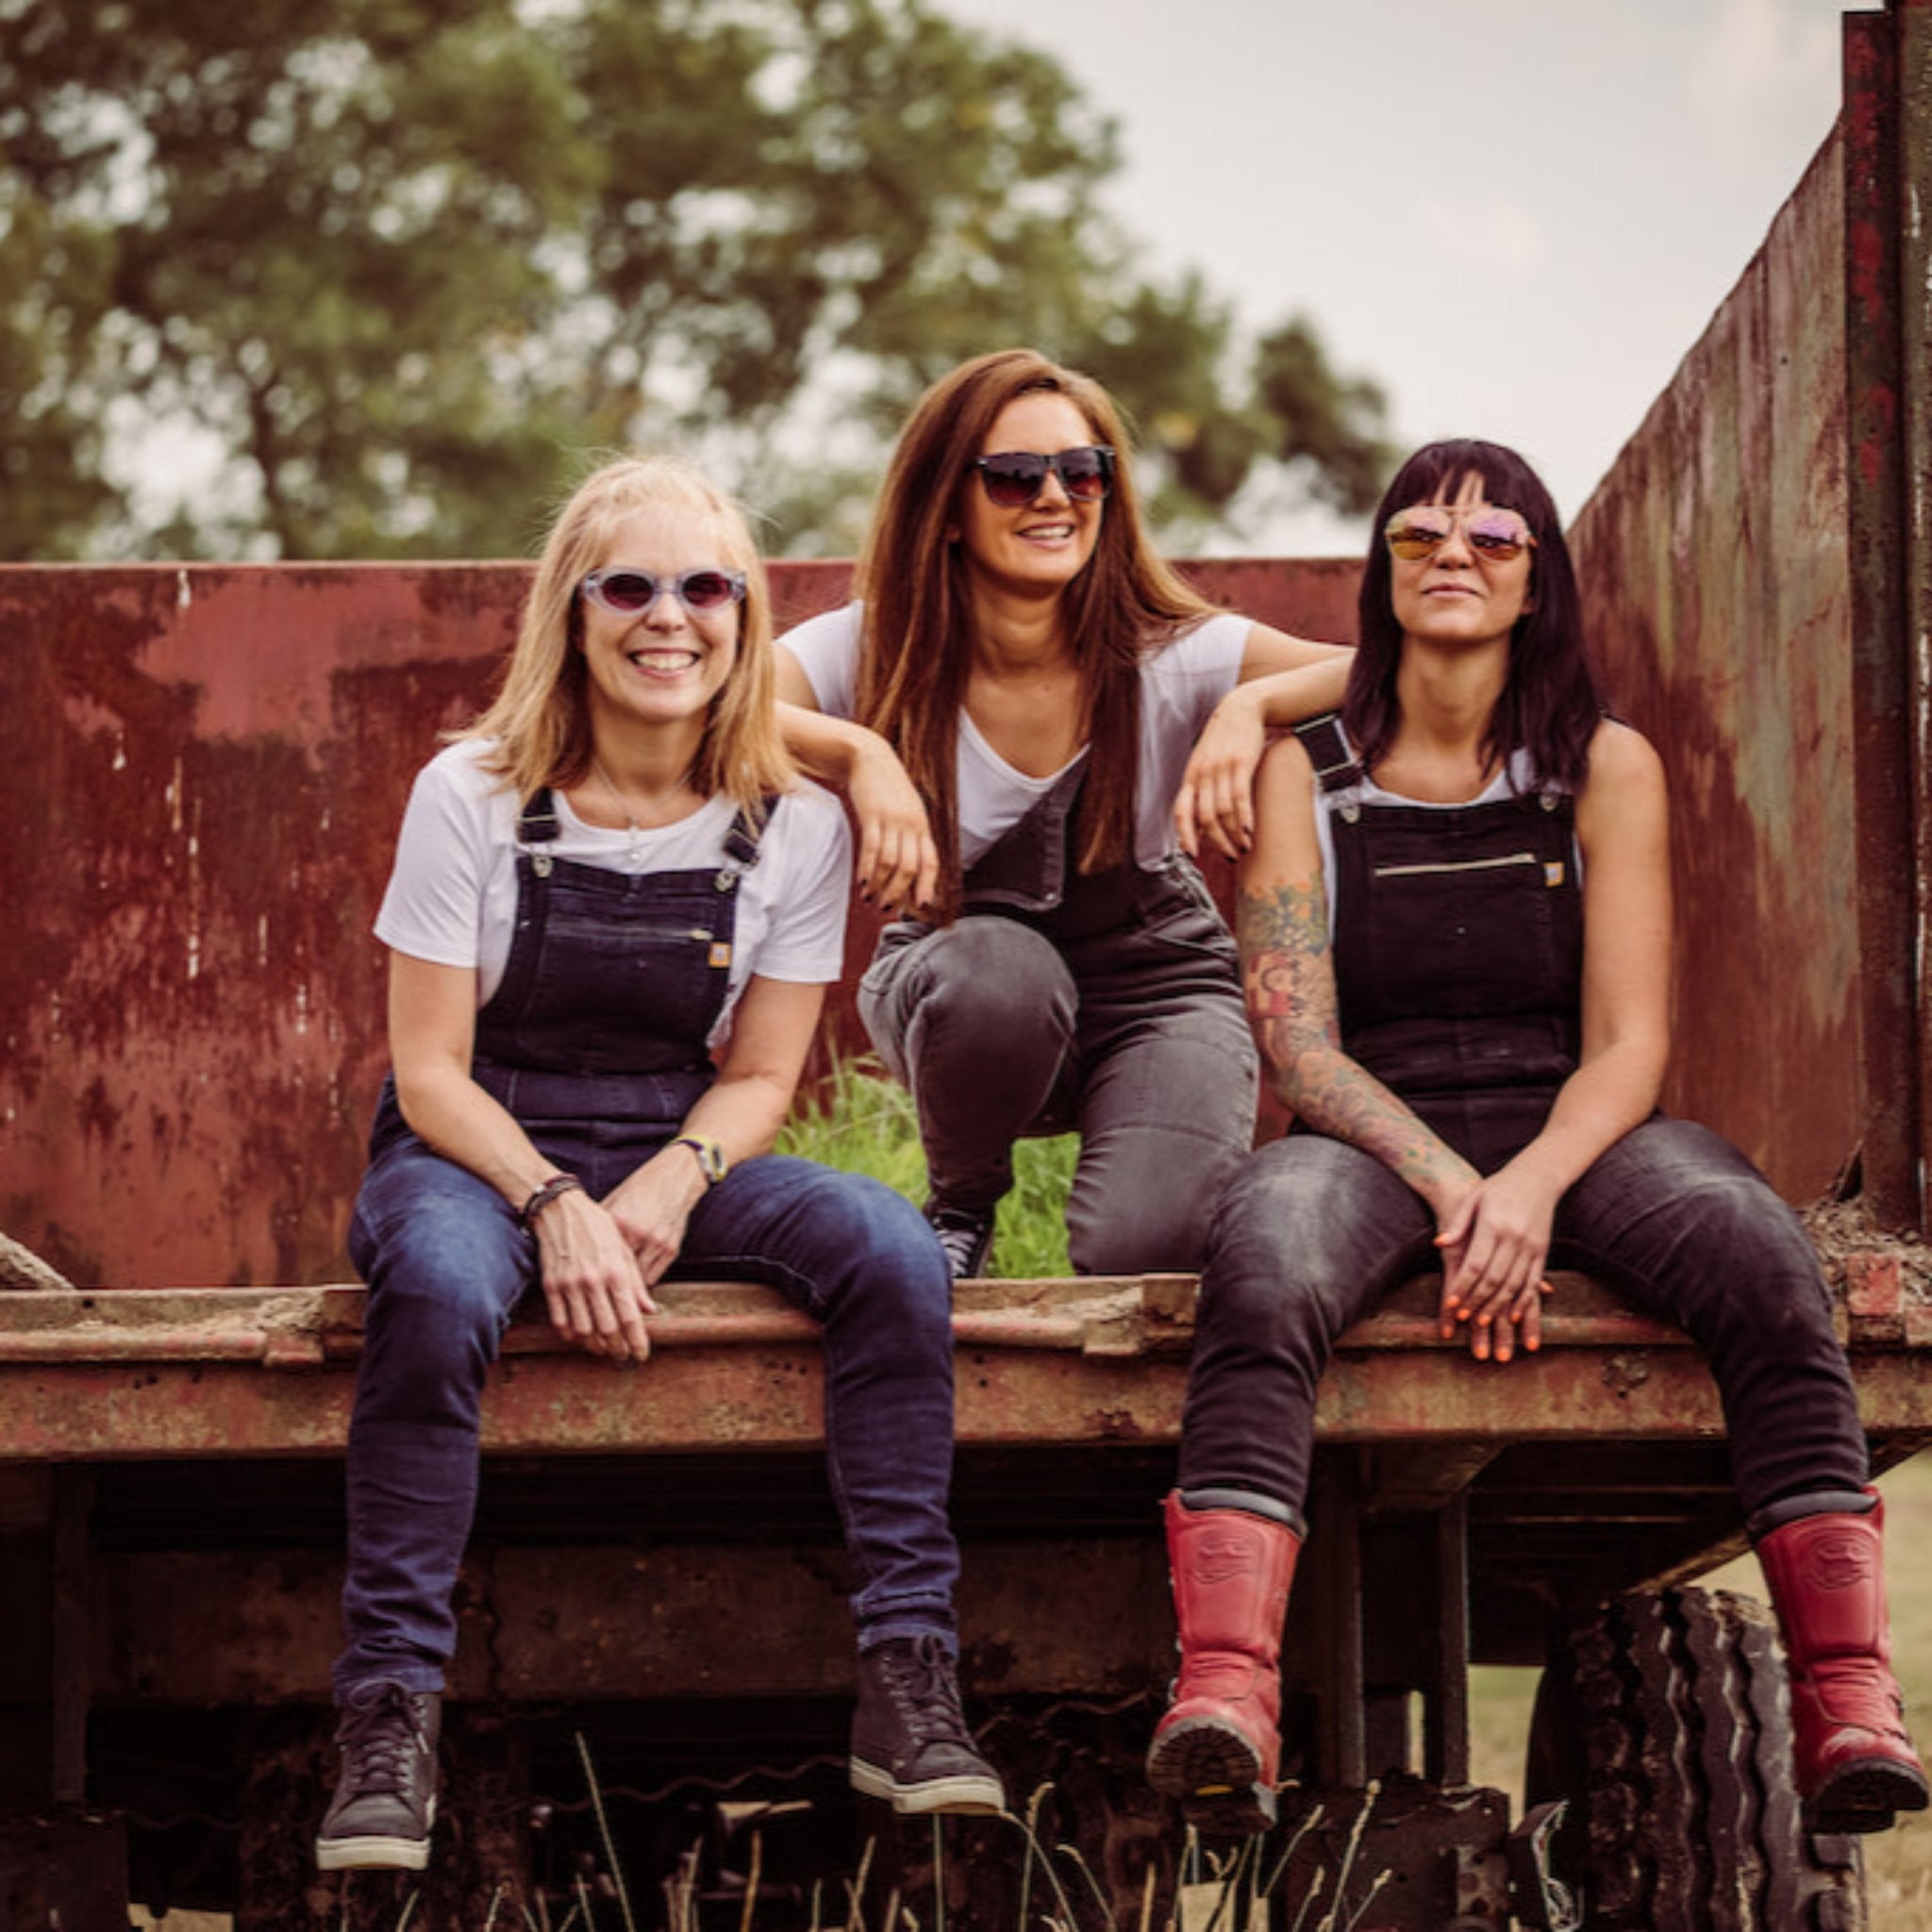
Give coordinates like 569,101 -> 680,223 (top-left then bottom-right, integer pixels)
1145,1491 -> 1299,1837
1757,1490 -> 1930,1832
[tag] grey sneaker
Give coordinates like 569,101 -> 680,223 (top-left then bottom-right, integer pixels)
315,1681 -> 441,1872
850,1634 -> 1005,1815
925,1202 -> 994,1280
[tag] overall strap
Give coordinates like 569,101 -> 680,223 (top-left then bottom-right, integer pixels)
1292,713 -> 1362,794
714,794 -> 779,891
517,788 -> 561,841
515,787 -> 562,877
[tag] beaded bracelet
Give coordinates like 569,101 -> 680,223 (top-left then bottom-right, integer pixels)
517,1172 -> 585,1231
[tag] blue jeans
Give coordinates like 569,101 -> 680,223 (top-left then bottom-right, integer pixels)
336,1137 -> 960,1698
1178,1117 -> 1868,1524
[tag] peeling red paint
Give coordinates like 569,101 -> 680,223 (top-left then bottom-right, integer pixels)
0,558 -> 1359,1290
1569,121 -> 1872,1206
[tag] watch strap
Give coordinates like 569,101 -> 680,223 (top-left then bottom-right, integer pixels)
672,1134 -> 727,1187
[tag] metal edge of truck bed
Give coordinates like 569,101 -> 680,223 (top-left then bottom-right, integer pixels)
0,1265 -> 1926,1461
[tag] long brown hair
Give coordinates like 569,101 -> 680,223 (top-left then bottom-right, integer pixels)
854,348 -> 1215,914
464,456 -> 793,808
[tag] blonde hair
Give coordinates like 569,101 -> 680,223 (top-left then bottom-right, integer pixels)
464,455 -> 793,808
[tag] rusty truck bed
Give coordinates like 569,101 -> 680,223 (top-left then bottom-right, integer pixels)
4,1268 -> 1930,1462
4,1261 -> 1926,1700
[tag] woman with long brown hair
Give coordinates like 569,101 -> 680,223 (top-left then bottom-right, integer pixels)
778,348 -> 1352,1277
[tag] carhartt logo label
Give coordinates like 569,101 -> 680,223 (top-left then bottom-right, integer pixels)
1193,1536 -> 1259,1586
1805,1534 -> 1874,1591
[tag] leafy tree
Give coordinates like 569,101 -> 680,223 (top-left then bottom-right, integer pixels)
0,0 -> 1390,560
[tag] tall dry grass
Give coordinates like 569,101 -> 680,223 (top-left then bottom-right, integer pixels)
138,1069 -> 1932,1924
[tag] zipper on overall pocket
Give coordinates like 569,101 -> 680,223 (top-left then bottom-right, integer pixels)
1373,852 -> 1568,889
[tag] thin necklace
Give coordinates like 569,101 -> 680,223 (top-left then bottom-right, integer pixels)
590,753 -> 645,860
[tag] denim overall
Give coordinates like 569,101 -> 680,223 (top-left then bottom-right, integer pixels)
336,791 -> 961,1699
1179,717 -> 1866,1525
858,761 -> 1259,1274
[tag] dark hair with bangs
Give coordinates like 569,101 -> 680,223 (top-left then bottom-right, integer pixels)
1344,438 -> 1603,789
853,347 -> 1217,919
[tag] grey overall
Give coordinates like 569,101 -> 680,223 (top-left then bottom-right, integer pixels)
858,762 -> 1259,1274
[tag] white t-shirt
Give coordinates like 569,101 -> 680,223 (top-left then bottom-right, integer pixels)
779,600 -> 1250,868
375,739 -> 851,1050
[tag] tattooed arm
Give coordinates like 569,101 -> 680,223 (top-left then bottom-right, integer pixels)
1241,735 -> 1482,1217
1242,736 -> 1543,1360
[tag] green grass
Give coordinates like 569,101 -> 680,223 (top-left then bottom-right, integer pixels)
780,1057 -> 1078,1278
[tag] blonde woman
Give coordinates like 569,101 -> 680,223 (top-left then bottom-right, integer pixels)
318,458 -> 1001,1874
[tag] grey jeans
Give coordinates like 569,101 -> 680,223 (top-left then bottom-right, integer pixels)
858,894 -> 1259,1274
1178,1116 -> 1868,1522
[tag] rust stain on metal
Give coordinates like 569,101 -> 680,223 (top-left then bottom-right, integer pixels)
1569,126 -> 1865,1207
1845,1250 -> 1906,1320
1599,1353 -> 1657,1402
1,558 -> 1357,1291
5,1273 -> 1922,1457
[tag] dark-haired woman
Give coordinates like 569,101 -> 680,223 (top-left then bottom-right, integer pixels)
1146,439 -> 1927,1840
776,347 -> 1351,1279
316,457 -> 1001,1876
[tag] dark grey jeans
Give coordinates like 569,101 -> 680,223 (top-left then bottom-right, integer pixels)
1179,1116 -> 1868,1521
858,905 -> 1258,1274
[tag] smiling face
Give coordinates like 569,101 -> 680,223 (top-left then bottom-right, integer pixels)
1388,470 -> 1535,654
577,505 -> 741,742
955,391 -> 1105,601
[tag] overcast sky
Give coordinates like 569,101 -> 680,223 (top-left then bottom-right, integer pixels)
941,0 -> 1849,553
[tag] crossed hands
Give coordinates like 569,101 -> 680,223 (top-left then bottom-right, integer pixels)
529,1152 -> 708,1364
1432,1164 -> 1561,1364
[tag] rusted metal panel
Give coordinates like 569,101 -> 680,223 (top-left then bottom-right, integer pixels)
0,557 -> 1356,1291
1,1274 -> 1924,1461
0,1341 -> 1812,1460
1844,8 -> 1920,1226
90,1540 -> 1174,1704
0,561 -> 521,1293
1569,127 -> 1867,1208
1899,0 -> 1932,1229
0,1809 -> 129,1927
1174,556 -> 1364,643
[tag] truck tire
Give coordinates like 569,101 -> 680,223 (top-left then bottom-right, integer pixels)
1524,1585 -> 1865,1931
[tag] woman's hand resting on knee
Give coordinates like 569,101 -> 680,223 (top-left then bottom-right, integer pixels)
532,1186 -> 659,1364
1433,1166 -> 1560,1365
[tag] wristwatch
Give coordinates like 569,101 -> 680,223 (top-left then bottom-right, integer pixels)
672,1134 -> 728,1188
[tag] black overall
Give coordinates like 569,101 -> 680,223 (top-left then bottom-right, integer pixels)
858,761 -> 1260,1274
1178,717 -> 1867,1524
338,791 -> 963,1696
367,789 -> 767,1176
1309,712 -> 1585,1171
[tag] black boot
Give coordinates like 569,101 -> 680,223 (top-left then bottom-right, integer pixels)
850,1634 -> 1005,1814
924,1200 -> 994,1280
315,1680 -> 441,1871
